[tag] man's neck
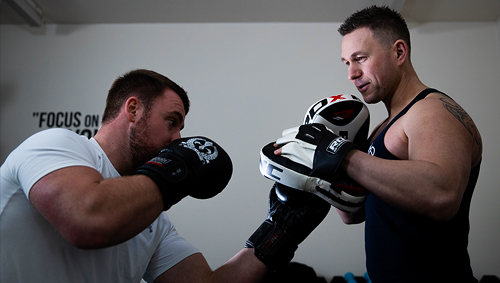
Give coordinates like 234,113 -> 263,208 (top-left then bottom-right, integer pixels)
384,71 -> 427,119
93,123 -> 131,175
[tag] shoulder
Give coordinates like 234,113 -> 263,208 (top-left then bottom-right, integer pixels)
14,128 -> 97,164
410,91 -> 451,114
409,92 -> 480,141
5,129 -> 101,193
5,129 -> 81,164
404,91 -> 482,165
405,91 -> 474,129
16,128 -> 89,151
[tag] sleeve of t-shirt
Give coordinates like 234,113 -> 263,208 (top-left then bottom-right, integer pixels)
142,213 -> 200,282
10,129 -> 99,198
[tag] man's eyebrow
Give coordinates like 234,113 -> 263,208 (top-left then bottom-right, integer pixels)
171,111 -> 184,121
167,111 -> 185,126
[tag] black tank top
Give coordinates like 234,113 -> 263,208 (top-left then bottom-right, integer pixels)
365,88 -> 480,282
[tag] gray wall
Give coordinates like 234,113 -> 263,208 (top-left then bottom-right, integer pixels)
1,21 -> 499,279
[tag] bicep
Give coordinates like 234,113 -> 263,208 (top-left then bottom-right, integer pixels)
29,166 -> 105,241
405,100 -> 473,194
30,165 -> 103,208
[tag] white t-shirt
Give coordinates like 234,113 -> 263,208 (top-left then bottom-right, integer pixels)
0,128 -> 199,283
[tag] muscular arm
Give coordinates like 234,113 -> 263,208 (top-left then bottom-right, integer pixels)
337,206 -> 366,224
29,166 -> 164,249
341,95 -> 481,221
154,249 -> 267,283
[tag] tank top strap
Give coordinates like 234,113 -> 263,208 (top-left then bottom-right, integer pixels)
385,88 -> 442,130
367,88 -> 444,159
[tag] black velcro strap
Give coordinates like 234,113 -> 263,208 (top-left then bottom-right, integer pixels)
246,220 -> 298,270
134,152 -> 189,210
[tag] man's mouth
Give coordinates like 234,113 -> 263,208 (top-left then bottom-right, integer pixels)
356,82 -> 369,93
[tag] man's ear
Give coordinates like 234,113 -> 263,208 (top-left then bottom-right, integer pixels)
125,97 -> 141,122
394,39 -> 408,66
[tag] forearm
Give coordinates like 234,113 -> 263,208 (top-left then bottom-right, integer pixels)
337,207 -> 365,224
83,175 -> 164,247
342,150 -> 464,220
154,249 -> 267,283
30,167 -> 164,249
210,249 -> 267,283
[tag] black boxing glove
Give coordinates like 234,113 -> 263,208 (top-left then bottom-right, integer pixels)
134,136 -> 233,210
277,123 -> 356,180
245,183 -> 330,270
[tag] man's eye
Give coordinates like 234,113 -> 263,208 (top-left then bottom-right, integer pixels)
355,56 -> 366,62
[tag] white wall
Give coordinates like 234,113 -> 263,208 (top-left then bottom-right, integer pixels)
1,21 -> 499,280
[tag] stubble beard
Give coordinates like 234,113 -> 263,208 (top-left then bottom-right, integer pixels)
129,117 -> 160,170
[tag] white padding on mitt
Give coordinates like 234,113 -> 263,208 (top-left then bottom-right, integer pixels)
259,143 -> 366,212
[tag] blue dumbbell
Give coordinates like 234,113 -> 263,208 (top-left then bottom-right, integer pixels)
344,272 -> 357,283
364,272 -> 371,283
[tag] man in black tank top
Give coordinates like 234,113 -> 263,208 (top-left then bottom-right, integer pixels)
335,6 -> 482,282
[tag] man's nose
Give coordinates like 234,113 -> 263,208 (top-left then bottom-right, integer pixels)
171,130 -> 181,142
348,65 -> 362,81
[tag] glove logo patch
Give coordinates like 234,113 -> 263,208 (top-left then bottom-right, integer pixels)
326,137 -> 347,155
146,157 -> 171,167
180,137 -> 218,165
332,109 -> 354,120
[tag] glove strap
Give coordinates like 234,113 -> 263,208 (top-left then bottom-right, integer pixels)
312,136 -> 356,179
134,151 -> 189,210
245,220 -> 298,270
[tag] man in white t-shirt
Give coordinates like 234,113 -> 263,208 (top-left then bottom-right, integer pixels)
1,69 -> 330,282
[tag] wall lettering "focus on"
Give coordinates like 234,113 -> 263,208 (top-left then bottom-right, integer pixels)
33,111 -> 100,138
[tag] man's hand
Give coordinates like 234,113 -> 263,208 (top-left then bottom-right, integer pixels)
134,136 -> 232,210
245,183 -> 330,270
